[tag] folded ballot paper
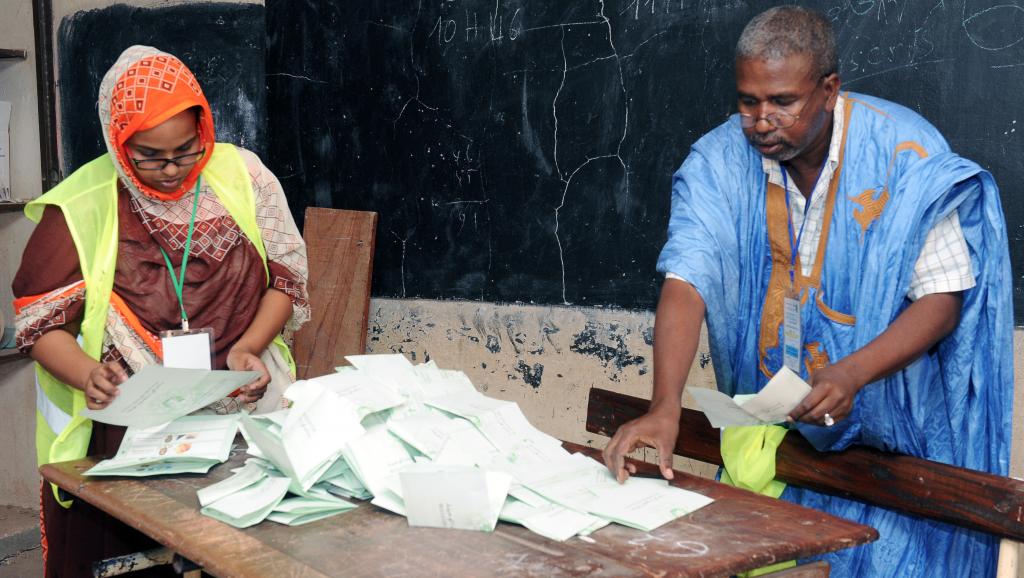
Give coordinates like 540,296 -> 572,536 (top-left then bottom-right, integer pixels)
197,461 -> 357,528
85,414 -> 239,477
687,366 -> 812,428
81,365 -> 261,427
194,354 -> 714,538
400,463 -> 511,531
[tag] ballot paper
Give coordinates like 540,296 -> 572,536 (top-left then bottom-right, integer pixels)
197,462 -> 267,507
299,370 -> 404,418
240,384 -> 364,491
321,465 -> 372,500
85,414 -> 238,477
345,354 -> 425,399
267,495 -> 357,526
580,477 -> 715,532
200,475 -> 291,529
424,391 -> 566,458
80,365 -> 260,427
508,452 -> 712,532
499,498 -> 607,542
687,366 -> 812,428
400,463 -> 511,531
341,428 -> 415,499
192,354 -> 716,538
386,407 -> 471,459
431,421 -> 503,468
413,362 -> 479,398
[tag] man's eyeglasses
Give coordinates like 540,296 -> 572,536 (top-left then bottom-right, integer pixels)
738,78 -> 824,129
129,148 -> 206,171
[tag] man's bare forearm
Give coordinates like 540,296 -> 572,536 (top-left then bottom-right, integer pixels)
650,279 -> 706,416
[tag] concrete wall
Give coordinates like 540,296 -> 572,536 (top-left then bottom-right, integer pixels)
369,299 -> 1024,480
0,0 -> 49,510
366,298 -> 720,478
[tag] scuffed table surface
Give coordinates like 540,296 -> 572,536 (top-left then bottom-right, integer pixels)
40,441 -> 877,577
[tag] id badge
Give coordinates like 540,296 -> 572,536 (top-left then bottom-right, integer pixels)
782,289 -> 801,373
160,327 -> 215,370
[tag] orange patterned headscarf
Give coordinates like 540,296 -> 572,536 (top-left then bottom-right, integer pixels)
99,46 -> 215,201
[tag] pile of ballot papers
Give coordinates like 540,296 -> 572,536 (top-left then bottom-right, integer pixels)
90,354 -> 715,540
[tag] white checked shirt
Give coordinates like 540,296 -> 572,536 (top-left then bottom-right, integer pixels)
669,94 -> 975,301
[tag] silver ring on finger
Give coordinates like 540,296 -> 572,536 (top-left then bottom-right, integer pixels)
823,412 -> 835,427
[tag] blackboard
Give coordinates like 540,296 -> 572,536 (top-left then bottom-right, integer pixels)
264,0 -> 1024,321
56,2 -> 266,175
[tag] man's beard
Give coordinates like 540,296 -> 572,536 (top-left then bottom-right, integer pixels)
747,133 -> 802,162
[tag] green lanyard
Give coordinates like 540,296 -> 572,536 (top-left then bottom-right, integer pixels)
159,177 -> 201,331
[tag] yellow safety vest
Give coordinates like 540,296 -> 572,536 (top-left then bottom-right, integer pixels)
27,143 -> 294,506
720,425 -> 794,577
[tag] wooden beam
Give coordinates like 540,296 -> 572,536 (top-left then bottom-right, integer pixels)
292,208 -> 377,379
0,49 -> 28,59
587,387 -> 1024,541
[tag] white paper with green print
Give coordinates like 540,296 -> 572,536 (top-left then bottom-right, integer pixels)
266,495 -> 357,526
400,463 -> 511,532
293,370 -> 404,419
578,476 -> 715,532
85,414 -> 238,477
200,475 -> 291,529
240,381 -> 364,491
80,365 -> 260,427
688,366 -> 811,428
423,391 -> 564,457
197,461 -> 267,507
499,497 -> 606,542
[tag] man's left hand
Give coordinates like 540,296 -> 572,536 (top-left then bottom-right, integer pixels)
787,362 -> 863,426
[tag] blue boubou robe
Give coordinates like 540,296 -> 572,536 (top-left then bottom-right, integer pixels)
657,92 -> 1013,577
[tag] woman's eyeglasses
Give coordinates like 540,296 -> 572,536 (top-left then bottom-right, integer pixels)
130,148 -> 206,171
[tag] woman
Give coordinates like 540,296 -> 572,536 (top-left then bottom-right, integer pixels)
14,45 -> 309,577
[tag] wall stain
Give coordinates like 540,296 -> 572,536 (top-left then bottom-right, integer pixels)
501,314 -> 526,355
570,323 -> 645,370
542,321 -> 562,354
486,335 -> 501,353
515,361 -> 544,388
642,326 -> 654,346
698,352 -> 712,369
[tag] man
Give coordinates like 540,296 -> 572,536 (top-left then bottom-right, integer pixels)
603,6 -> 1012,577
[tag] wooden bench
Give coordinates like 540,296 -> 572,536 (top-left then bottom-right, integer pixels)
587,387 -> 1024,574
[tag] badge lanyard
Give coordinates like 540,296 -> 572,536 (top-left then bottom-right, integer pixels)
159,177 -> 201,332
780,164 -> 826,373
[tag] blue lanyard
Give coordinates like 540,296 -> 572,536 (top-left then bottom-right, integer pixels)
780,164 -> 826,285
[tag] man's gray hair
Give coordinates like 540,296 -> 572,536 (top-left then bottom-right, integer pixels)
736,6 -> 837,77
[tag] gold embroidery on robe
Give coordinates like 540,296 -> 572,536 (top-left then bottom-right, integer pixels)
850,188 -> 890,234
804,342 -> 831,375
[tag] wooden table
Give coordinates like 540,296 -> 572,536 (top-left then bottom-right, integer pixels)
40,442 -> 877,578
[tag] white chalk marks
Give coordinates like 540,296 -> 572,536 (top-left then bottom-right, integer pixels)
963,3 -> 1024,52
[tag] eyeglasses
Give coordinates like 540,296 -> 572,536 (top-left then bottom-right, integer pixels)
129,148 -> 206,171
738,78 -> 824,129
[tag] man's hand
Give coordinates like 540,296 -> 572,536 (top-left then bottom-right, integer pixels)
84,362 -> 129,410
787,293 -> 963,427
788,361 -> 863,426
602,410 -> 680,484
226,347 -> 270,404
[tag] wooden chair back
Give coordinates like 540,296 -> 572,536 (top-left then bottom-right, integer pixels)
292,208 -> 378,379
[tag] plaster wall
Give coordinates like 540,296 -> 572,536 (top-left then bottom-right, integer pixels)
0,0 -> 49,509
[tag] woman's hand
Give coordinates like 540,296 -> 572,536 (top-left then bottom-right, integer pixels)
226,347 -> 270,404
84,362 -> 129,410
